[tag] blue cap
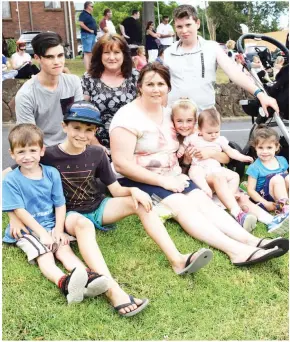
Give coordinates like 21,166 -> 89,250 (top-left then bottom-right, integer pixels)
63,101 -> 103,126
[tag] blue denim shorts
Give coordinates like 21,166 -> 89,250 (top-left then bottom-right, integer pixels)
66,198 -> 116,232
258,172 -> 288,211
118,177 -> 199,199
81,32 -> 96,53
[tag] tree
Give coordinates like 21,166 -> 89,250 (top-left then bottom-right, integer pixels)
205,1 -> 289,42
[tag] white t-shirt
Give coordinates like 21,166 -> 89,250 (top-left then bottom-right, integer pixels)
99,18 -> 116,37
11,52 -> 31,70
156,23 -> 174,46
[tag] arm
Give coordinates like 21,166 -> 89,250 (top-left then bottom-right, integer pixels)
108,181 -> 152,212
247,176 -> 276,211
14,208 -> 54,248
100,19 -> 109,33
193,148 -> 230,164
52,204 -> 70,245
2,166 -> 13,179
79,21 -> 94,34
110,127 -> 189,193
8,211 -> 30,239
216,45 -> 279,116
147,29 -> 160,39
119,24 -> 129,38
223,145 -> 253,163
15,91 -> 36,124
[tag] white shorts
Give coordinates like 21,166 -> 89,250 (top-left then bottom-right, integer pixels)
16,229 -> 76,264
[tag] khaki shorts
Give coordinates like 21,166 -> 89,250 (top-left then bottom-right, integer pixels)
16,229 -> 76,264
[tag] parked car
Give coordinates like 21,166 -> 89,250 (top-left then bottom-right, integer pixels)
18,31 -> 41,56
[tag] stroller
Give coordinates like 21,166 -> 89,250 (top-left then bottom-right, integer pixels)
227,33 -> 289,179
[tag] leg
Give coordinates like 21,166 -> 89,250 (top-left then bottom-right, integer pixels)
65,213 -> 145,315
37,252 -> 65,285
189,165 -> 212,198
269,174 -> 288,201
83,52 -> 92,71
285,175 -> 289,193
55,244 -> 85,272
102,196 -> 207,274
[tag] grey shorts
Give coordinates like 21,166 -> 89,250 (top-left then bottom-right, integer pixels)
16,229 -> 76,264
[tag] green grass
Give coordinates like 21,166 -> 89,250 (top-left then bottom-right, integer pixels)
2,212 -> 289,340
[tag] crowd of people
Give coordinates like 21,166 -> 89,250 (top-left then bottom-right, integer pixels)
2,4 -> 289,318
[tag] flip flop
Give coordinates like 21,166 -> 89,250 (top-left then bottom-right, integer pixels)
114,295 -> 149,317
177,248 -> 213,275
233,247 -> 284,267
257,237 -> 289,254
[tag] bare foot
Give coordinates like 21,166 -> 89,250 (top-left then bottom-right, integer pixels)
105,282 -> 143,315
230,246 -> 278,264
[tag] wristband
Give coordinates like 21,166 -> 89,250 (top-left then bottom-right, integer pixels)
253,88 -> 264,98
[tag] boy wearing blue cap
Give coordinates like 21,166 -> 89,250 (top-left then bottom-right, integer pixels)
3,124 -> 109,305
38,101 -> 212,316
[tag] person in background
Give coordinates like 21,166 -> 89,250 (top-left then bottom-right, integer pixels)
11,40 -> 39,79
2,53 -> 18,80
119,9 -> 142,46
251,55 -> 272,83
226,40 -> 237,62
145,21 -> 161,62
132,46 -> 147,71
79,1 -> 97,71
156,15 -> 175,49
81,34 -> 139,152
155,46 -> 167,64
99,8 -> 116,38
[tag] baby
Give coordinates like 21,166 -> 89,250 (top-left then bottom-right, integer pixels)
172,100 -> 257,231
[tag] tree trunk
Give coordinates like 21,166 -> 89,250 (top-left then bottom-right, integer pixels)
142,1 -> 155,44
205,14 -> 217,41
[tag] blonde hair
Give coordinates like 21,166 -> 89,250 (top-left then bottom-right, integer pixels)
171,97 -> 198,122
275,56 -> 284,66
137,46 -> 145,55
198,107 -> 221,129
226,40 -> 236,50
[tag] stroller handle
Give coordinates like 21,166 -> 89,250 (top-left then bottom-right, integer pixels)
237,33 -> 289,58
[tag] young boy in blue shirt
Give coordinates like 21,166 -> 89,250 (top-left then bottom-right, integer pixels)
3,124 -> 109,304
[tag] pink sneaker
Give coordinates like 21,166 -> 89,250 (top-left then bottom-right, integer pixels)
235,211 -> 257,232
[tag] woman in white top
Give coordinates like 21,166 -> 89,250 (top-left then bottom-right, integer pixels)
11,40 -> 39,79
110,62 -> 287,268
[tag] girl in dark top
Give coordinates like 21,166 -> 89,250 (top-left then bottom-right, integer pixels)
82,34 -> 139,152
145,21 -> 161,62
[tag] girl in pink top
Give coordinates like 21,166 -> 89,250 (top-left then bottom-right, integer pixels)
132,46 -> 147,71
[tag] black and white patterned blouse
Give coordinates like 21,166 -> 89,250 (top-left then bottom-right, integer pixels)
81,69 -> 139,148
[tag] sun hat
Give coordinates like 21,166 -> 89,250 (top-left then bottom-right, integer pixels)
63,101 -> 104,126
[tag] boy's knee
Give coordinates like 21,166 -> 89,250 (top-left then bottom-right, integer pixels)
75,216 -> 95,232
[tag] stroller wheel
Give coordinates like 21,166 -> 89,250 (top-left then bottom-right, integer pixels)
227,141 -> 246,179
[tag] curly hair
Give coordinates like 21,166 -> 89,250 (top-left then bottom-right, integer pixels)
88,34 -> 132,79
249,124 -> 280,149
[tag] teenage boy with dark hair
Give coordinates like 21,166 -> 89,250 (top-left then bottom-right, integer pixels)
31,101 -> 211,316
164,4 -> 279,117
3,123 -> 109,304
15,32 -> 83,147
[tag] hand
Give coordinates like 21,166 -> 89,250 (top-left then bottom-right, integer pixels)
156,33 -> 161,38
183,146 -> 194,165
130,187 -> 153,212
193,148 -> 212,160
177,149 -> 184,158
124,34 -> 130,39
39,232 -> 55,251
256,92 -> 279,117
160,174 -> 190,193
9,216 -> 30,240
263,201 -> 277,212
240,155 -> 254,163
53,230 -> 70,246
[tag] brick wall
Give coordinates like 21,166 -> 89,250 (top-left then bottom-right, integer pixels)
3,1 -> 77,55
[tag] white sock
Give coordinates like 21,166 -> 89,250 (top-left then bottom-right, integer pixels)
257,211 -> 274,225
230,206 -> 241,218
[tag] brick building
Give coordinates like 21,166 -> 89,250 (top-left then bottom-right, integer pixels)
2,1 -> 77,56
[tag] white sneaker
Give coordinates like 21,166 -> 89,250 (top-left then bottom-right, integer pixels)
268,212 -> 289,236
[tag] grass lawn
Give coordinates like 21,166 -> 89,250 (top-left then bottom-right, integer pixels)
2,212 -> 289,340
2,57 -> 288,340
